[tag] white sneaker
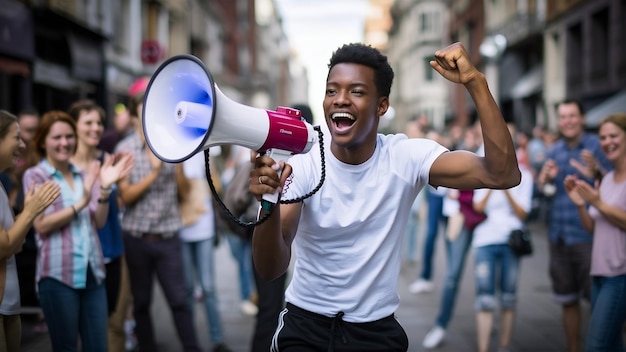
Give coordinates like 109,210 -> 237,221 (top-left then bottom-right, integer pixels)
408,279 -> 434,294
422,326 -> 446,349
240,300 -> 258,316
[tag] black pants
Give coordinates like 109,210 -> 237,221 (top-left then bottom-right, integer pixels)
123,233 -> 200,352
272,303 -> 408,352
104,256 -> 122,315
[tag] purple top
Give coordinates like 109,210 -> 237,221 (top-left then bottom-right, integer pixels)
589,171 -> 626,277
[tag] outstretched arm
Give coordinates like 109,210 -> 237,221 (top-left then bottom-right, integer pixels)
429,42 -> 520,190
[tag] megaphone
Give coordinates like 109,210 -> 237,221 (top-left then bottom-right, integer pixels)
142,54 -> 318,205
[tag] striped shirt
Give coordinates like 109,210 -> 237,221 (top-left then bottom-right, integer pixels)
114,132 -> 182,237
22,160 -> 105,288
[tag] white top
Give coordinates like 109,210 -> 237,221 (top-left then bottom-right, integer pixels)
179,152 -> 215,242
442,187 -> 460,216
283,132 -> 447,322
472,166 -> 534,248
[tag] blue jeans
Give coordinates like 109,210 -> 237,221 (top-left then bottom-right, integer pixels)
225,233 -> 255,300
474,244 -> 519,311
420,190 -> 446,280
403,210 -> 420,262
38,269 -> 108,352
585,274 -> 626,352
181,238 -> 224,344
435,227 -> 472,328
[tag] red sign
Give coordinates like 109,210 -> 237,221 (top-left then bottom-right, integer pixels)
141,40 -> 163,64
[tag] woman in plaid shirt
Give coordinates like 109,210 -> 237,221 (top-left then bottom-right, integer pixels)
22,111 -> 132,352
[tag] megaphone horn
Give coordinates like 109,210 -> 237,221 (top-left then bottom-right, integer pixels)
142,54 -> 317,164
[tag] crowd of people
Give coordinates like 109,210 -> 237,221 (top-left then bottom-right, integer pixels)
0,75 -> 283,351
0,40 -> 624,352
404,99 -> 625,352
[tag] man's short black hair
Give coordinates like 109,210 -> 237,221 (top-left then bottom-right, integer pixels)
328,43 -> 394,98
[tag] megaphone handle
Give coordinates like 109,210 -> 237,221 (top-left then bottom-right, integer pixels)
261,148 -> 293,208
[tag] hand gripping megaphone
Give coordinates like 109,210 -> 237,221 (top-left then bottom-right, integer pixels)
142,55 -> 318,205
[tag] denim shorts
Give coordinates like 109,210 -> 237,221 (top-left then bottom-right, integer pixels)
474,244 -> 520,311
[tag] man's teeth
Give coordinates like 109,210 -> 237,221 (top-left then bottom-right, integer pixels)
331,112 -> 355,120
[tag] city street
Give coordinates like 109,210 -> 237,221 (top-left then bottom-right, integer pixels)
21,220 -> 590,351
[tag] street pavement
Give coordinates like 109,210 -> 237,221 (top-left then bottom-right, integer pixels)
20,219 -> 598,351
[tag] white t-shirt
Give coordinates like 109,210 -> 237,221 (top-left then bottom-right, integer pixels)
179,152 -> 215,242
283,132 -> 447,322
442,187 -> 460,217
471,166 -> 534,248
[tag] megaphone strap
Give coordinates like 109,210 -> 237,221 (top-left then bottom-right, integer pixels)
205,126 -> 326,228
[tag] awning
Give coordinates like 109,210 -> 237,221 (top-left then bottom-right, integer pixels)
509,64 -> 543,99
586,90 -> 626,127
33,59 -> 78,90
67,32 -> 103,81
0,0 -> 34,60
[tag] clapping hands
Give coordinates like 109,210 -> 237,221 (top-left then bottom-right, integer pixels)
23,181 -> 61,217
100,152 -> 134,189
80,153 -> 134,207
564,175 -> 600,207
569,149 -> 600,179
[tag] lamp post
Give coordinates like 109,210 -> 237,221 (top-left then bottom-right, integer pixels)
479,34 -> 507,105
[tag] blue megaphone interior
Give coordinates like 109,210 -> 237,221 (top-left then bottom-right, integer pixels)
143,56 -> 215,162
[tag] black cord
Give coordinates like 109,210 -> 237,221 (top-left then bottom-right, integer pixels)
204,125 -> 325,228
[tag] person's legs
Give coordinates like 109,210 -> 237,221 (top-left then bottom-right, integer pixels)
420,190 -> 444,281
0,314 -> 21,352
436,227 -> 472,329
154,237 -> 200,352
549,240 -> 587,352
124,234 -> 158,351
585,275 -> 626,352
108,255 -> 132,352
403,210 -> 419,263
251,269 -> 287,352
104,257 -> 121,316
423,228 -> 472,348
563,303 -> 582,352
498,245 -> 520,350
225,234 -> 254,301
38,277 -> 81,351
181,240 -> 198,319
78,268 -> 109,352
195,238 -> 226,345
474,245 -> 497,352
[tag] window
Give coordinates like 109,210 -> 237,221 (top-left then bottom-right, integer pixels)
590,8 -> 609,82
424,56 -> 434,81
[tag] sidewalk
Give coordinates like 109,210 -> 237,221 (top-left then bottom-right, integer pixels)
21,220 -> 588,351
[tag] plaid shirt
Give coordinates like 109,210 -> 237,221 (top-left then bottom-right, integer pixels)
546,133 -> 612,245
115,132 -> 182,237
22,160 -> 105,288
